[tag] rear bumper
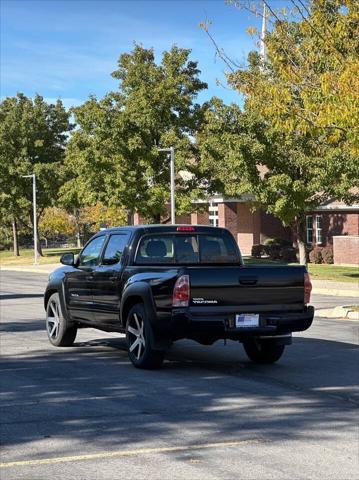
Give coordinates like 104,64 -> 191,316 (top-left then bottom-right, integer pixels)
169,306 -> 315,340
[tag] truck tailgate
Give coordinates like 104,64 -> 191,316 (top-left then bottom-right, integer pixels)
187,265 -> 306,312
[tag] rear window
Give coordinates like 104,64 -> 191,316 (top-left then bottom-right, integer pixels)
135,233 -> 239,265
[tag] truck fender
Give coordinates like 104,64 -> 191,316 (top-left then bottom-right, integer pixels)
44,280 -> 76,327
121,282 -> 171,351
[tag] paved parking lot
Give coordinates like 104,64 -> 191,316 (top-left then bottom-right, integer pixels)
0,271 -> 358,479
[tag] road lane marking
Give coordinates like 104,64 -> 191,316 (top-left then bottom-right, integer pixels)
0,439 -> 261,468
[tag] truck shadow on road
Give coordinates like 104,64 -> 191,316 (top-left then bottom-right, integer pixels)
0,320 -> 44,332
1,333 -> 358,453
0,293 -> 44,300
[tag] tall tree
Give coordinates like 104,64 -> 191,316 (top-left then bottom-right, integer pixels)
0,94 -> 72,255
61,45 -> 208,223
201,0 -> 359,263
199,98 -> 358,263
38,207 -> 75,247
229,0 -> 359,158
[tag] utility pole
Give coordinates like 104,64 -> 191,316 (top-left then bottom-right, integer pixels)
260,1 -> 268,61
158,147 -> 176,224
22,174 -> 38,264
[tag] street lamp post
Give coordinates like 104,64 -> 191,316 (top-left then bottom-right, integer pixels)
158,147 -> 175,224
22,174 -> 38,265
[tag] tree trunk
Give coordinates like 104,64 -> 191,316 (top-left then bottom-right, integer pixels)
12,219 -> 20,256
294,218 -> 307,265
153,213 -> 161,224
127,211 -> 134,226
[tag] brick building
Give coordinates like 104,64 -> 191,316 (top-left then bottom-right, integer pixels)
133,195 -> 359,256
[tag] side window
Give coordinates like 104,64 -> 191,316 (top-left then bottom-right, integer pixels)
78,236 -> 106,267
306,215 -> 314,244
316,215 -> 323,244
102,234 -> 130,264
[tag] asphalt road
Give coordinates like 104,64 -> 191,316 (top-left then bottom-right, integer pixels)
0,271 -> 358,480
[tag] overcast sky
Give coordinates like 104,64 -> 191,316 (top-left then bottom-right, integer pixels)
1,0 -> 270,108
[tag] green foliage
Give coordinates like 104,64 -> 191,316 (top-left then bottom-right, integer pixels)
200,1 -> 359,263
76,203 -> 127,231
38,207 -> 75,238
61,45 -> 208,222
0,93 -> 72,232
264,237 -> 292,247
230,0 -> 359,159
0,224 -> 13,251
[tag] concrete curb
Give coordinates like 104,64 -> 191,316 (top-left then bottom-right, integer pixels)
316,305 -> 359,320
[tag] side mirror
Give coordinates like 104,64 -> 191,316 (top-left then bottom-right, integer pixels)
60,252 -> 75,266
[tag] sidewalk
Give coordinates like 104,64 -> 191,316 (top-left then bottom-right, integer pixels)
0,263 -> 60,274
311,279 -> 358,297
316,305 -> 359,320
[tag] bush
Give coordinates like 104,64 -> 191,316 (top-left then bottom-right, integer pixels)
251,244 -> 264,258
321,247 -> 334,264
0,239 -> 12,251
263,237 -> 293,260
264,244 -> 282,260
280,246 -> 298,263
309,247 -> 323,264
305,245 -> 313,262
264,237 -> 292,247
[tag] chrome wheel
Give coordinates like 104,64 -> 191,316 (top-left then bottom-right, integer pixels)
127,313 -> 146,360
46,299 -> 61,340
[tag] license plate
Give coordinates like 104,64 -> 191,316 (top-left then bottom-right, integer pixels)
235,314 -> 259,328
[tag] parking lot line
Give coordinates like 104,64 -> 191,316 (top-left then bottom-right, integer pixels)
0,439 -> 261,469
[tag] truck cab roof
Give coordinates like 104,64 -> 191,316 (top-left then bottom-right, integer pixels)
94,225 -> 228,235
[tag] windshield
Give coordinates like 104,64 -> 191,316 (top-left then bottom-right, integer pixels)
135,232 -> 240,265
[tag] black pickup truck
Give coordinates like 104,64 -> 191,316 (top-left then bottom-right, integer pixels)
45,225 -> 314,369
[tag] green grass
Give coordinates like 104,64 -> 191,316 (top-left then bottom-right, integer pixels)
243,256 -> 359,283
307,264 -> 359,283
0,247 -> 81,266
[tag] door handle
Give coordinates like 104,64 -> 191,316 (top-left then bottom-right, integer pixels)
86,275 -> 94,280
109,276 -> 117,281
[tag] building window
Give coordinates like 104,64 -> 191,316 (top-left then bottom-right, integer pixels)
306,215 -> 314,243
316,215 -> 323,244
209,201 -> 219,227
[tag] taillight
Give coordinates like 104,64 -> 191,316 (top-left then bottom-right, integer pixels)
173,275 -> 190,307
304,272 -> 312,305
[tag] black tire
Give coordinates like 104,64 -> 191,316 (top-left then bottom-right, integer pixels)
126,303 -> 165,369
46,292 -> 77,347
243,339 -> 285,364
